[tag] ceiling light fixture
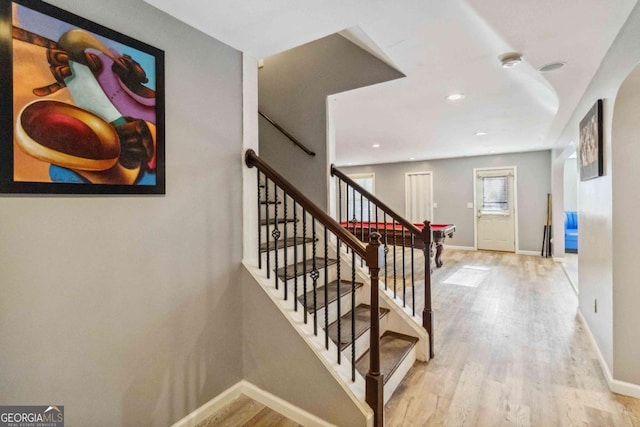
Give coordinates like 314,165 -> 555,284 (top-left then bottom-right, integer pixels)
372,144 -> 380,148
500,52 -> 523,68
409,157 -> 415,160
475,131 -> 488,136
539,61 -> 566,73
446,93 -> 465,101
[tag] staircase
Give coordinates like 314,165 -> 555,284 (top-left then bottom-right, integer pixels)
246,150 -> 431,426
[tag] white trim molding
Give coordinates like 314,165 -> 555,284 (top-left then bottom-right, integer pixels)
446,245 -> 476,251
516,250 -> 540,256
172,380 -> 337,427
577,310 -> 640,399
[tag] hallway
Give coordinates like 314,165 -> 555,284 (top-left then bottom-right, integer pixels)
385,250 -> 640,426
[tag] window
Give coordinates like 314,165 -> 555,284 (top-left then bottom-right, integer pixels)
481,176 -> 509,213
346,173 -> 374,222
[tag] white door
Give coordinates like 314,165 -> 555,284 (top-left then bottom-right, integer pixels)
475,168 -> 516,252
405,172 -> 433,223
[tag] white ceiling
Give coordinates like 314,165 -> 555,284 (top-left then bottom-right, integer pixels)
145,0 -> 637,165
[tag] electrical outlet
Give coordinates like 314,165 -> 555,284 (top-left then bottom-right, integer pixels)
594,298 -> 598,313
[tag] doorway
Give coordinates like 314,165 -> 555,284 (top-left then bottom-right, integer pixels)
474,167 -> 517,252
405,171 -> 433,223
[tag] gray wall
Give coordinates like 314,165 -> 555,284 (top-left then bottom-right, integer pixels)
0,1 -> 243,425
340,150 -> 551,252
612,65 -> 640,385
552,1 -> 640,385
563,158 -> 578,212
259,34 -> 404,210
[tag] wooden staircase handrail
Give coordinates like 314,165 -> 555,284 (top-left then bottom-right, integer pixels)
246,149 -> 365,258
331,165 -> 423,239
258,111 -> 317,156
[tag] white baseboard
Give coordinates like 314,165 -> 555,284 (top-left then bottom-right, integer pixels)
576,310 -> 640,399
172,380 -> 336,427
242,381 -> 336,427
560,263 -> 579,296
553,256 -> 565,263
516,250 -> 540,256
172,381 -> 244,427
446,245 -> 475,251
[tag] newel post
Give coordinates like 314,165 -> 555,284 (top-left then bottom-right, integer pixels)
422,220 -> 434,358
366,232 -> 384,427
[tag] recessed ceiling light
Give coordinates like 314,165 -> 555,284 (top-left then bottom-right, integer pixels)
475,131 -> 488,136
539,61 -> 566,73
347,162 -> 353,166
500,52 -> 523,68
372,144 -> 380,148
409,157 -> 415,160
446,93 -> 465,101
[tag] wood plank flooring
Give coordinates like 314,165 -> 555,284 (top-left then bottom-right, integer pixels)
385,249 -> 640,426
195,394 -> 301,427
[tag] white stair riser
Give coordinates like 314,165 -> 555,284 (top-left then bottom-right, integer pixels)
308,286 -> 364,325
281,265 -> 339,296
260,220 -> 300,237
261,242 -> 316,268
341,312 -> 390,362
383,346 -> 417,404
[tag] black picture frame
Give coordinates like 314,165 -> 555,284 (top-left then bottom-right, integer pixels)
0,0 -> 165,194
578,99 -> 603,182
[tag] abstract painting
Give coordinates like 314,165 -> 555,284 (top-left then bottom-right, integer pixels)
0,0 -> 165,194
578,99 -> 603,181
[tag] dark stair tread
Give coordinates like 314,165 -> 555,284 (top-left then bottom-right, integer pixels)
260,200 -> 282,205
298,280 -> 364,313
275,257 -> 337,280
355,331 -> 419,385
326,304 -> 390,352
260,218 -> 297,226
260,237 -> 313,252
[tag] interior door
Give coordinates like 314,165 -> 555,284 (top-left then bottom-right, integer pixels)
475,168 -> 516,252
405,172 -> 433,223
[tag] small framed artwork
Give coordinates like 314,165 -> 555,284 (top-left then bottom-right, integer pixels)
0,0 -> 165,194
578,99 -> 603,181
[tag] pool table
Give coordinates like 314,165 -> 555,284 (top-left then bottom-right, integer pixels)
341,221 -> 456,267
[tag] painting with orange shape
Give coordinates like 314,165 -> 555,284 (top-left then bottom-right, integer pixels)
1,0 -> 165,194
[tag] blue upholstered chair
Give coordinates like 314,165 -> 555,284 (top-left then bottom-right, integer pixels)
565,211 -> 578,252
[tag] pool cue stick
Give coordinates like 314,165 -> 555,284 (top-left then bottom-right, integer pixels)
547,194 -> 553,257
541,194 -> 549,256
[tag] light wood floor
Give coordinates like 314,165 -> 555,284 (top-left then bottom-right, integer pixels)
195,394 -> 301,427
385,249 -> 640,426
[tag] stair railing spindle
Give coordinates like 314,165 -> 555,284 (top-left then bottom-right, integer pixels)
393,219 -> 397,299
265,179 -> 271,279
303,210 -> 308,324
283,192 -> 288,299
312,218 -> 318,336
411,234 -> 415,316
336,238 -> 342,364
324,226 -> 329,350
351,250 -> 356,382
402,227 -> 406,307
293,200 -> 298,311
273,185 -> 280,289
257,172 -> 263,270
383,212 -> 388,290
